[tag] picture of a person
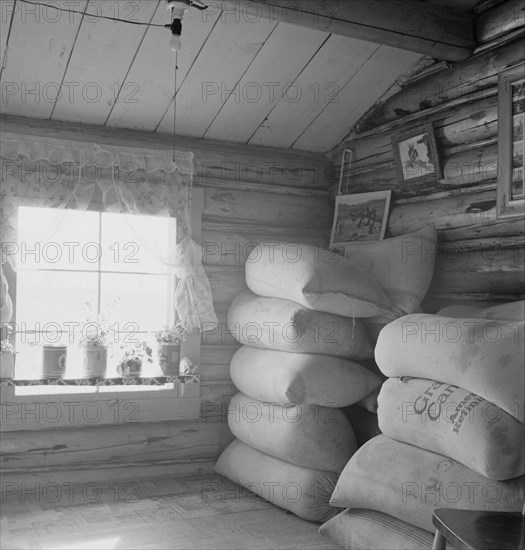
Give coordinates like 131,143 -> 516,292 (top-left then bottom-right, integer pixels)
398,131 -> 436,180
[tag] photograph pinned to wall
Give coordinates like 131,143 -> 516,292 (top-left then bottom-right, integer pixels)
330,190 -> 391,246
497,61 -> 525,218
392,123 -> 441,184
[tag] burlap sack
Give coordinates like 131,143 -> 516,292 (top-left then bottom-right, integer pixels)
215,439 -> 339,523
343,227 -> 437,342
228,290 -> 373,359
245,241 -> 393,318
228,392 -> 356,473
378,377 -> 525,480
330,435 -> 524,532
343,226 -> 437,314
375,314 -> 524,422
230,346 -> 381,407
319,508 -> 434,550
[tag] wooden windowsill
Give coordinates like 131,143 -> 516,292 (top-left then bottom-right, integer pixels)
0,378 -> 200,431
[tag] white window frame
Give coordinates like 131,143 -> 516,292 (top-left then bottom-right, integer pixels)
0,190 -> 204,431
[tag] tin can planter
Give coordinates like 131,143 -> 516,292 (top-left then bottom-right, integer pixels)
0,353 -> 15,379
42,345 -> 67,379
117,359 -> 142,378
157,342 -> 181,376
82,346 -> 107,378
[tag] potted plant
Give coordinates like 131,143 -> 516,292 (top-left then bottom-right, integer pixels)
0,333 -> 16,379
79,320 -> 109,378
155,324 -> 191,376
116,341 -> 153,378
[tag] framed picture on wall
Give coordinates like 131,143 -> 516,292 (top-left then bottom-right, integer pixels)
497,61 -> 525,219
330,190 -> 391,246
392,123 -> 441,184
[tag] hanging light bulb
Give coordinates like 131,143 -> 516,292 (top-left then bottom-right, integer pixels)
166,1 -> 189,52
165,0 -> 208,52
169,33 -> 183,52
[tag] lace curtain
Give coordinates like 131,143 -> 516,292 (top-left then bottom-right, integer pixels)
0,135 -> 217,333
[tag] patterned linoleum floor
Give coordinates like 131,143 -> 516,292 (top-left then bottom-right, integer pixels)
0,474 -> 336,550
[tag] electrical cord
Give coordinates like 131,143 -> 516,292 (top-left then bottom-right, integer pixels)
17,0 -> 168,27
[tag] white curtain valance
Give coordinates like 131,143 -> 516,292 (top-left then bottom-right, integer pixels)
0,136 -> 217,333
0,138 -> 194,176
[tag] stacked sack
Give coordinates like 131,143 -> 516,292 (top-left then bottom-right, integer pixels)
216,227 -> 439,522
320,301 -> 525,549
340,225 -> 439,446
341,225 -> 438,343
216,241 -> 396,522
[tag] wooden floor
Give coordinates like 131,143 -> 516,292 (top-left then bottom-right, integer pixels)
0,474 -> 336,550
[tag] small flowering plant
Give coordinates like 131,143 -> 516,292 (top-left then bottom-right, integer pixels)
117,340 -> 153,376
155,323 -> 194,344
78,302 -> 116,349
79,320 -> 110,349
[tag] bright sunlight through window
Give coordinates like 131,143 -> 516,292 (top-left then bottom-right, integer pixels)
14,206 -> 174,379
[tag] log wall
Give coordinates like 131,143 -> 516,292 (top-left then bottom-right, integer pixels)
332,0 -> 525,311
2,0 -> 523,486
0,115 -> 334,483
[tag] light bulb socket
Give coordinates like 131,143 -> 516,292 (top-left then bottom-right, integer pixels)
170,18 -> 182,36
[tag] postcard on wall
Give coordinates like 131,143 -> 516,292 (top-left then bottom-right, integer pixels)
330,190 -> 391,248
392,123 -> 441,184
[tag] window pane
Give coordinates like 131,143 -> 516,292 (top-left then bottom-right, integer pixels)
15,207 -> 176,380
14,271 -> 98,379
100,273 -> 171,335
100,212 -> 172,274
18,207 -> 100,271
16,271 -> 98,329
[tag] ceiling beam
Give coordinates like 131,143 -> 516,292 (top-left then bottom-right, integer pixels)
216,0 -> 476,61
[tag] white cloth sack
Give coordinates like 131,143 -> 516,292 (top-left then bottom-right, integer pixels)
230,346 -> 382,407
215,439 -> 339,523
375,313 -> 524,422
330,435 -> 525,532
245,242 -> 393,318
228,290 -> 373,359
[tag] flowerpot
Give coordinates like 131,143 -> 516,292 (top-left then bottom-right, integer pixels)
0,353 -> 15,379
117,359 -> 142,378
42,345 -> 67,379
157,342 -> 180,376
82,346 -> 107,378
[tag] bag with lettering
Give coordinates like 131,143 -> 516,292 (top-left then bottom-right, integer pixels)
245,242 -> 394,318
375,314 -> 525,422
230,346 -> 382,407
378,378 -> 525,480
330,435 -> 525,532
215,438 -> 339,523
227,392 -> 356,474
228,290 -> 373,359
319,508 -> 435,550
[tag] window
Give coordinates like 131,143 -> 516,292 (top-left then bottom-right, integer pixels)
13,205 -> 176,380
0,142 -> 207,429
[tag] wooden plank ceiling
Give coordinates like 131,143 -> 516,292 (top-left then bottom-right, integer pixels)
1,0 -> 441,153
